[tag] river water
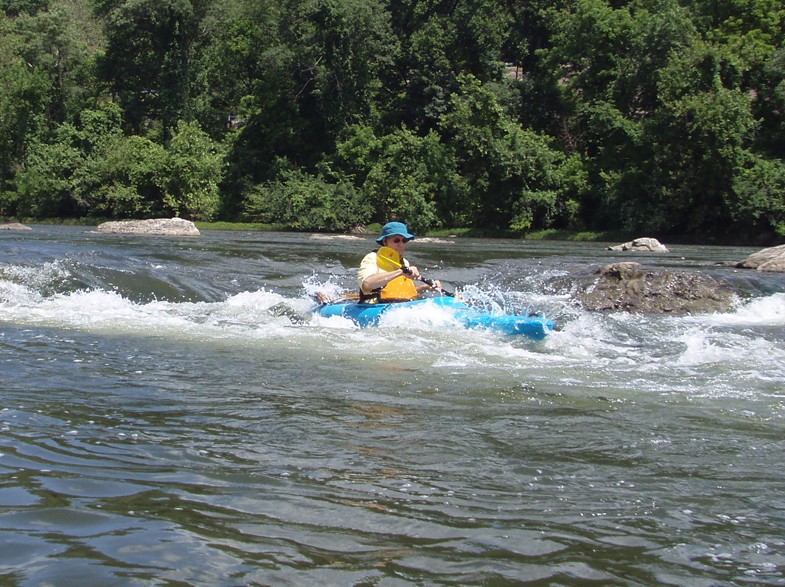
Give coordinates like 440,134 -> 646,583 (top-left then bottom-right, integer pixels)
1,225 -> 784,586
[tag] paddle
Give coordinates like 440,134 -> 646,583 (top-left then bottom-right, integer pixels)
377,246 -> 454,297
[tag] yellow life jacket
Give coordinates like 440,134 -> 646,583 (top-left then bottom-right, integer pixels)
359,248 -> 418,302
379,274 -> 418,301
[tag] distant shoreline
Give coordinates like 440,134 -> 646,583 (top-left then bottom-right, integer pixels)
3,217 -> 781,247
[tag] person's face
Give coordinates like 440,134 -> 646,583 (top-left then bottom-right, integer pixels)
383,235 -> 410,256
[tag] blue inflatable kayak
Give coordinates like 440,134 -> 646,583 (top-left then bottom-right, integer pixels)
315,296 -> 553,339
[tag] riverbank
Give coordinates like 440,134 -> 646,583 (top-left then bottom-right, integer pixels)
1,217 -> 634,241
4,217 -> 781,246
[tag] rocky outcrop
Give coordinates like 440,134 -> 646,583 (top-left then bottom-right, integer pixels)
608,237 -> 669,253
0,222 -> 32,231
573,262 -> 736,314
735,244 -> 785,272
96,218 -> 200,236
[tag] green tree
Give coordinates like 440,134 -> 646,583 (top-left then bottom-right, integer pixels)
3,0 -> 783,239
757,47 -> 785,158
191,0 -> 283,137
71,113 -> 223,219
12,101 -> 123,217
632,84 -> 757,236
13,2 -> 102,130
545,0 -> 636,106
438,75 -> 585,232
221,0 -> 398,216
98,0 -> 206,139
675,1 -> 785,154
540,0 -> 776,239
13,129 -> 82,216
387,0 -> 511,131
274,0 -> 396,155
163,120 -> 224,220
74,133 -> 167,218
0,0 -> 50,17
731,154 -> 785,239
686,0 -> 784,72
0,4 -> 99,213
333,124 -> 463,233
0,15 -> 39,206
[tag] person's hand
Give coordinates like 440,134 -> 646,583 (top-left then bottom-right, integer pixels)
403,265 -> 421,280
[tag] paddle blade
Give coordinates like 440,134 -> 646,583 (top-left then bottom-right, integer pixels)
376,246 -> 402,271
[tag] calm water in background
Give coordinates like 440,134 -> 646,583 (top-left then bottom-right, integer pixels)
1,225 -> 784,586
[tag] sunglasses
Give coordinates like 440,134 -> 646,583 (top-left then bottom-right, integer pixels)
389,237 -> 410,244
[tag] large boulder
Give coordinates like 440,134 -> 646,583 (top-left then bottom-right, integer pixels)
0,222 -> 32,231
573,262 -> 736,314
734,244 -> 785,272
96,217 -> 200,236
608,237 -> 669,253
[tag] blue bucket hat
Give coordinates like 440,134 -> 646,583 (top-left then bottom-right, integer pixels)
376,221 -> 415,244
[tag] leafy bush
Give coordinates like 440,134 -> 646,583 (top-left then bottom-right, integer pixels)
333,124 -> 466,234
243,166 -> 371,232
731,154 -> 785,238
13,106 -> 225,220
13,135 -> 82,217
163,121 -> 225,220
440,75 -> 587,232
74,134 -> 166,218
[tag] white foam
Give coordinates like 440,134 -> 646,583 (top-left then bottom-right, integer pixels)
376,299 -> 462,330
0,260 -> 70,290
0,280 -> 42,306
0,280 -> 303,341
675,330 -> 734,366
4,266 -> 784,396
693,293 -> 785,326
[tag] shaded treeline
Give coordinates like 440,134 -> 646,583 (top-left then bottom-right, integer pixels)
1,0 -> 783,242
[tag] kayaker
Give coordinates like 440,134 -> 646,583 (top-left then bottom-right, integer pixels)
358,222 -> 441,303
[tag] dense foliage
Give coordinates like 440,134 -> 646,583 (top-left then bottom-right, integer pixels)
1,0 -> 783,243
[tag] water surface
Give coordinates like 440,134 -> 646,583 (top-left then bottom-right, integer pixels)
1,226 -> 784,585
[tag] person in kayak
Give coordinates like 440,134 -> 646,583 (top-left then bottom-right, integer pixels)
358,222 -> 441,303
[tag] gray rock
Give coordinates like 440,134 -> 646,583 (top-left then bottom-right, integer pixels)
96,218 -> 200,236
735,244 -> 785,273
0,222 -> 32,231
608,237 -> 669,253
573,262 -> 736,314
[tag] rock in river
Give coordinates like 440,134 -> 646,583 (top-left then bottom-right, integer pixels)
608,237 -> 669,253
573,262 -> 736,314
96,218 -> 200,236
734,244 -> 785,273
